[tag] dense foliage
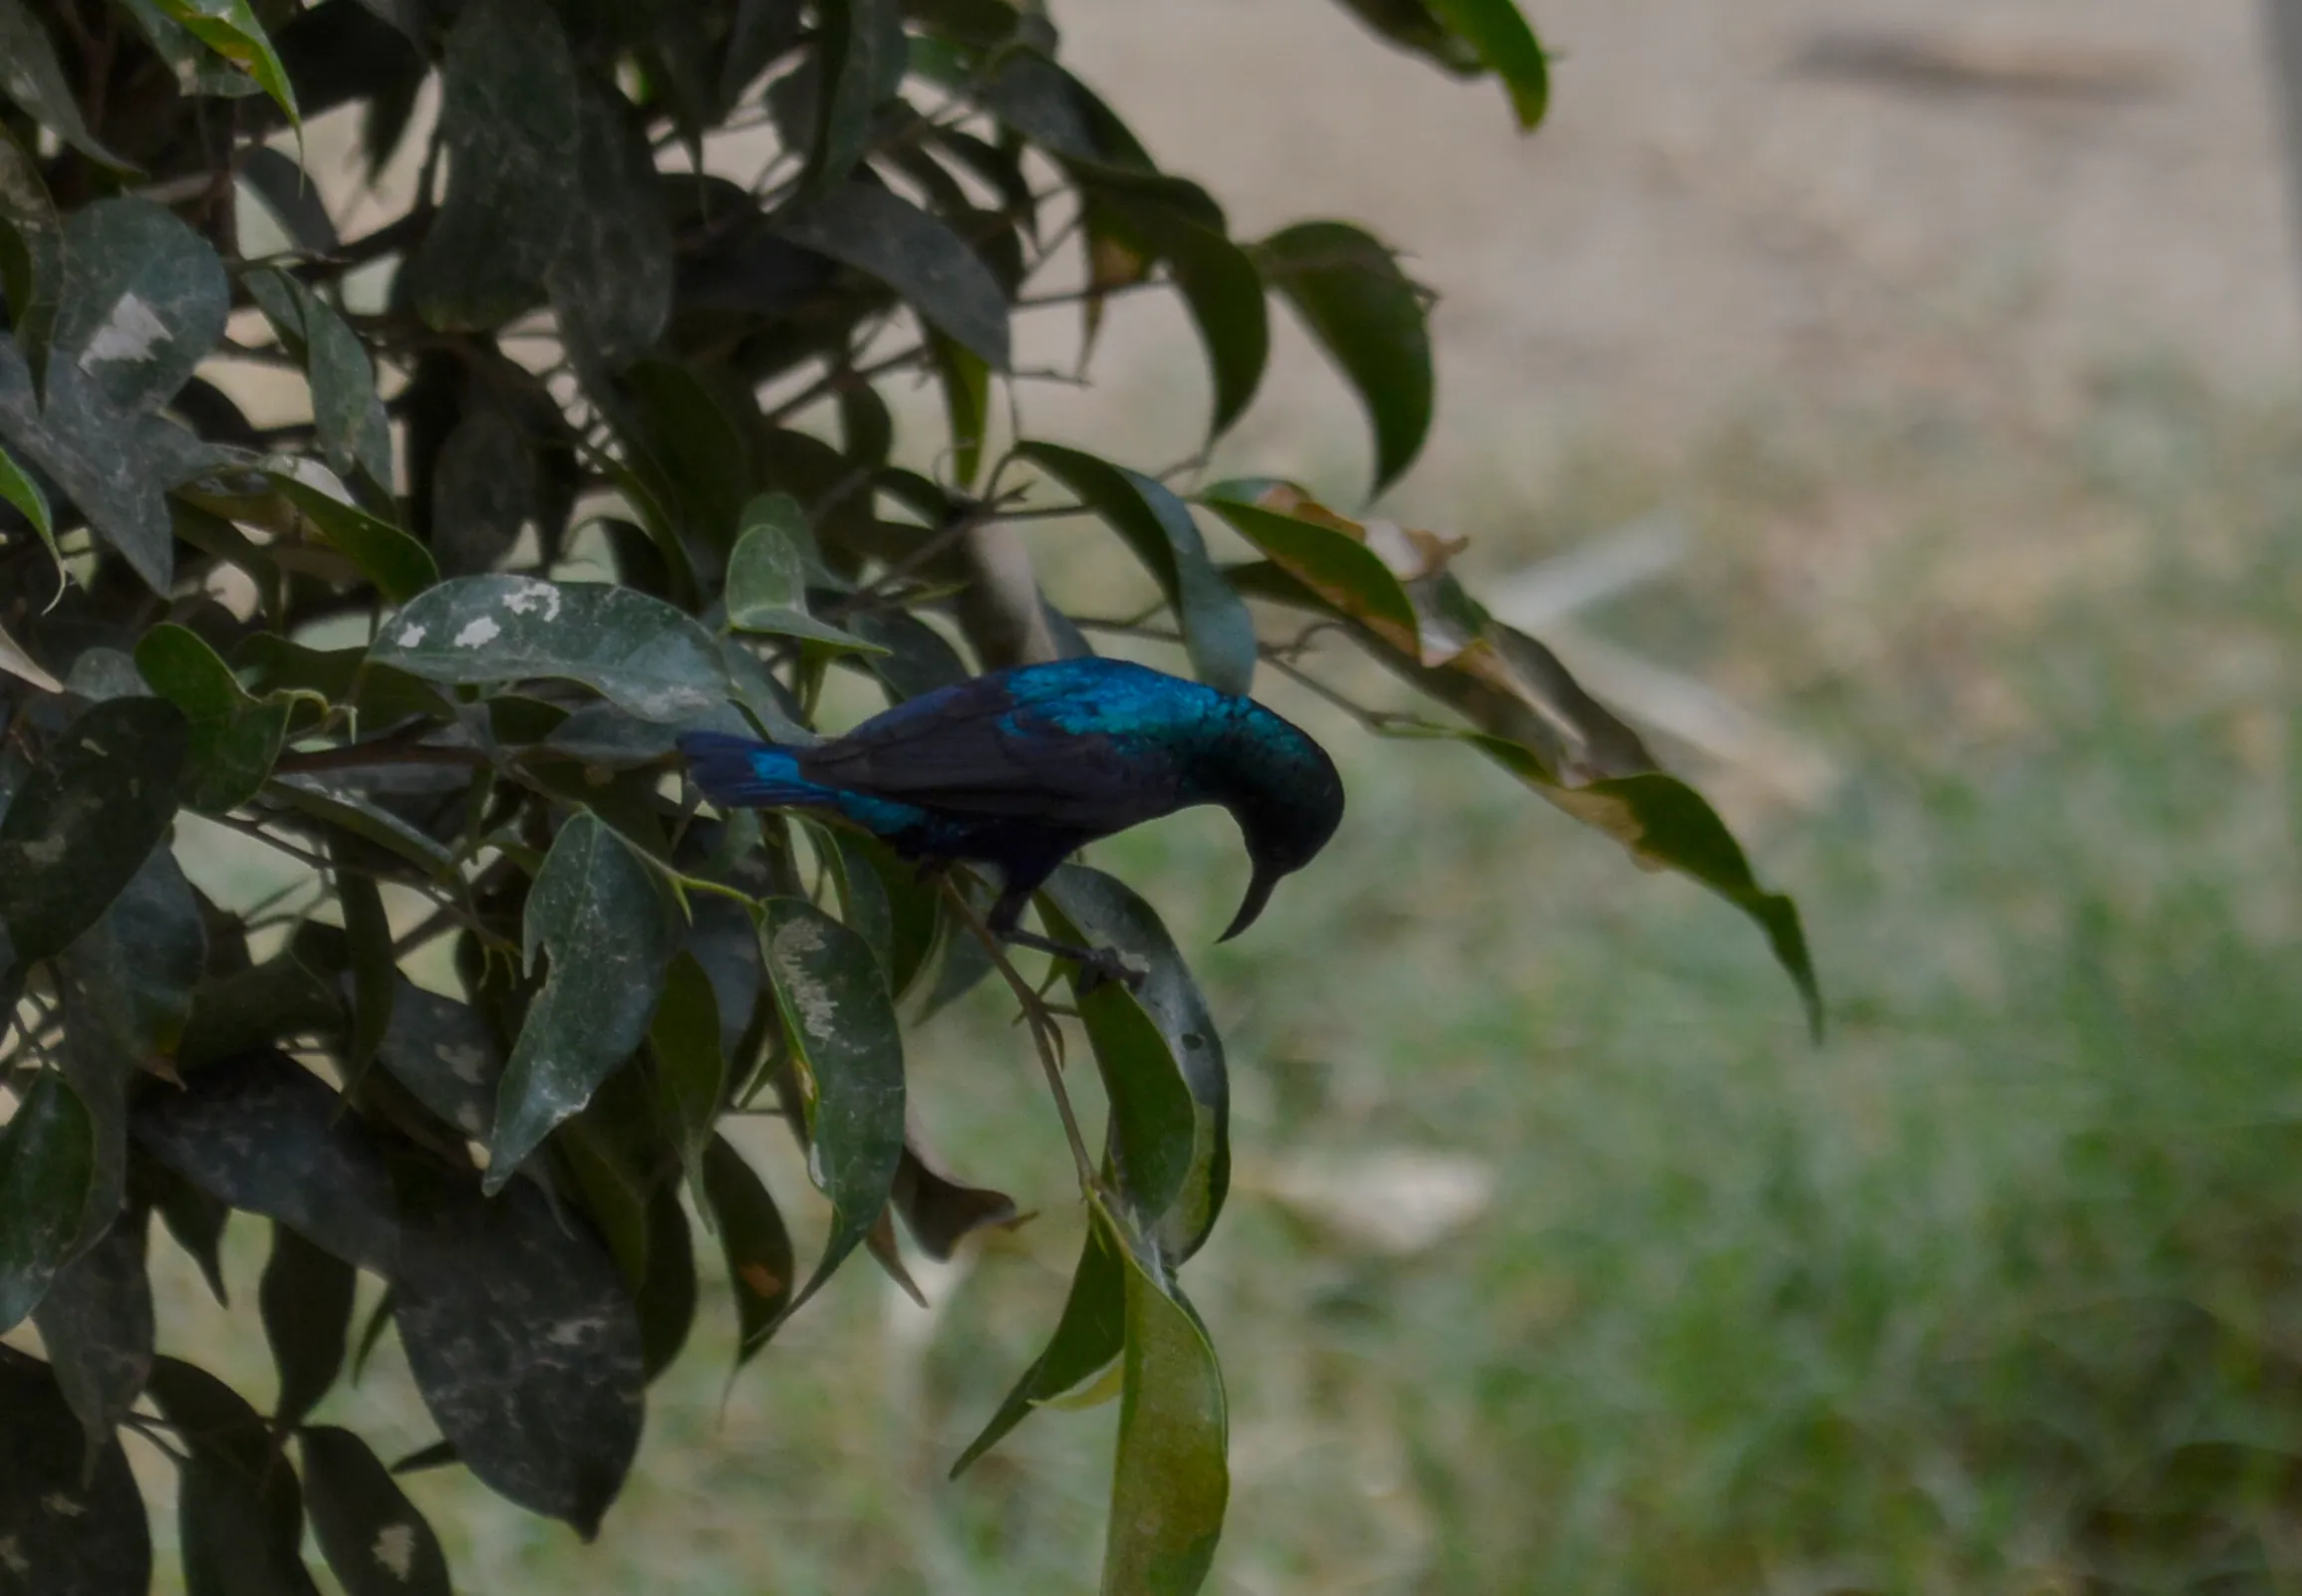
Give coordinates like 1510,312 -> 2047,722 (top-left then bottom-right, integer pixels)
0,1 -> 1813,1591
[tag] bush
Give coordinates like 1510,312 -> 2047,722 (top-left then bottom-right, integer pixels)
0,2 -> 1810,1591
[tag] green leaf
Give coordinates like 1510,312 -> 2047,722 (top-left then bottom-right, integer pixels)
375,980 -> 501,1141
408,0 -> 581,331
244,270 -> 392,488
236,146 -> 338,255
148,1164 -> 229,1306
259,1221 -> 356,1429
0,1346 -> 151,1595
151,0 -> 302,128
134,623 -> 287,814
0,696 -> 187,974
1425,0 -> 1549,128
951,1215 -> 1127,1475
265,469 -> 438,604
700,1134 -> 795,1370
0,0 -> 132,166
430,398 -> 537,578
634,1183 -> 698,1382
270,777 -> 457,885
374,574 -> 731,722
300,1427 -> 453,1596
891,1127 -> 1018,1261
132,1050 -> 401,1272
1201,489 -> 1420,645
0,124 -> 60,384
0,434 -> 58,578
1104,1245 -> 1229,1596
1256,221 -> 1433,495
148,1358 -> 316,1596
392,1164 -> 643,1537
485,812 -> 681,1192
1018,442 -> 1257,695
549,78 -> 675,367
1081,188 -> 1268,439
1078,983 -> 1195,1231
1042,867 -> 1230,1260
616,358 -> 751,563
1212,485 -> 1822,1033
931,332 -> 992,489
649,952 -> 725,1191
338,865 -> 396,1080
724,494 -> 885,652
30,1208 -> 152,1465
0,199 -> 231,591
775,182 -> 1012,370
759,896 -> 906,1313
54,846 -> 203,1244
806,0 -> 907,194
0,1073 -> 97,1332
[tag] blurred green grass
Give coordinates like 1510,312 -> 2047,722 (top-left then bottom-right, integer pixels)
139,363 -> 2302,1593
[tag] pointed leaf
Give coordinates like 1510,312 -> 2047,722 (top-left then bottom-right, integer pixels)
149,1163 -> 229,1305
932,331 -> 992,489
805,0 -> 907,193
1425,0 -> 1550,128
0,435 -> 57,575
0,1073 -> 97,1332
0,0 -> 130,166
134,623 -> 287,813
408,0 -> 581,330
148,1359 -> 318,1596
132,1050 -> 402,1273
1104,1248 -> 1229,1596
759,896 -> 907,1313
952,1215 -> 1126,1475
1202,489 -> 1419,648
0,125 -> 60,383
1257,222 -> 1432,494
1042,867 -> 1230,1260
338,867 -> 395,1079
891,1123 -> 1018,1261
429,400 -> 535,576
151,0 -> 301,128
0,1346 -> 150,1596
700,1134 -> 795,1369
300,1427 -> 452,1596
260,1221 -> 356,1428
648,952 -> 724,1189
548,78 -> 674,367
392,1165 -> 643,1537
31,1206 -> 153,1464
634,1185 -> 697,1382
775,182 -> 1011,369
1018,442 -> 1256,695
374,575 -> 730,722
485,812 -> 680,1190
265,469 -> 438,604
244,270 -> 391,487
237,146 -> 338,255
725,494 -> 885,652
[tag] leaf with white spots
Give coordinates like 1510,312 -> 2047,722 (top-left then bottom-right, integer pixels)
391,1162 -> 643,1537
375,979 -> 502,1141
131,1050 -> 402,1274
0,696 -> 187,979
372,575 -> 731,723
300,1428 -> 451,1596
0,1345 -> 150,1596
0,198 -> 228,591
758,896 -> 905,1317
485,813 -> 680,1192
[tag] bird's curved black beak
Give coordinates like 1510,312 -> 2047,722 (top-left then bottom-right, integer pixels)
1219,866 -> 1281,942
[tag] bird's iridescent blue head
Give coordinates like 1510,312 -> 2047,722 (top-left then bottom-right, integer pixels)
1207,701 -> 1345,941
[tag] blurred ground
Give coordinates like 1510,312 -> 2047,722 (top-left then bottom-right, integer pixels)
1051,0 -> 2302,496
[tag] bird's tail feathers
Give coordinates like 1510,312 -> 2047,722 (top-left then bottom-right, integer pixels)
676,730 -> 829,809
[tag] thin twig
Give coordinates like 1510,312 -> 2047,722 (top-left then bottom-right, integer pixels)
939,878 -> 1101,1196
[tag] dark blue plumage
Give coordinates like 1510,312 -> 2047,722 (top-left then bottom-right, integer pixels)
679,659 -> 1343,974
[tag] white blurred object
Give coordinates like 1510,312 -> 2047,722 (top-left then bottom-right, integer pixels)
1259,1150 -> 1495,1256
1484,514 -> 1842,807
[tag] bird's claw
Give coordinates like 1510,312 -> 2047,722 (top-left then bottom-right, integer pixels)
1074,947 -> 1146,996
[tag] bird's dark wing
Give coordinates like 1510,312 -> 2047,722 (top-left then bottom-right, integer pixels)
797,676 -> 1181,830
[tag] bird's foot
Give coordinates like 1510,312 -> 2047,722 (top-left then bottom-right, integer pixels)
1073,946 -> 1147,997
